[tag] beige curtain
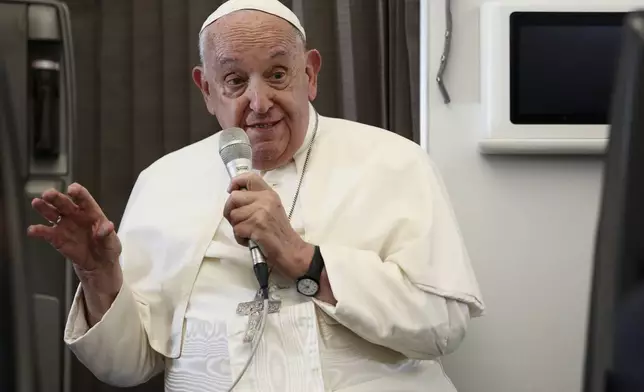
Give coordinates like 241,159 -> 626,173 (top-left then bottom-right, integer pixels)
63,0 -> 419,390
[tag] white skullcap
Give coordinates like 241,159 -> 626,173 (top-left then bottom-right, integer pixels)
199,0 -> 306,40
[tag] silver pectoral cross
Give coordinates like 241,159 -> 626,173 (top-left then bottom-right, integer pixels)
236,289 -> 281,343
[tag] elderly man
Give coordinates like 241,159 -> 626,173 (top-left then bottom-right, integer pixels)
27,0 -> 484,391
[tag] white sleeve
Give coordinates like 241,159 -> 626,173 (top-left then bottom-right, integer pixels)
311,149 -> 484,360
64,281 -> 164,387
313,245 -> 471,360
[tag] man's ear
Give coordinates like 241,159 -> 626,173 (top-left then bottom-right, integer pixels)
192,66 -> 215,114
305,49 -> 322,101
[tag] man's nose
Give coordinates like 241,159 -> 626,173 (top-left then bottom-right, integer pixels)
246,79 -> 274,114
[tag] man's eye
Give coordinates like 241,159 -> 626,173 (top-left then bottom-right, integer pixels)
226,77 -> 244,86
272,72 -> 286,81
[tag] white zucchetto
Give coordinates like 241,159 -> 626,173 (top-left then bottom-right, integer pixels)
199,0 -> 306,39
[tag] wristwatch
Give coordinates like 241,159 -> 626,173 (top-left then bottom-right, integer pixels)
296,245 -> 325,297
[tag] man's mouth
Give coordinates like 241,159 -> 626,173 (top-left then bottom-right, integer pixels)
246,120 -> 281,130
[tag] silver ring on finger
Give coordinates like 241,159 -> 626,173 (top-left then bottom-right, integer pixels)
52,215 -> 62,226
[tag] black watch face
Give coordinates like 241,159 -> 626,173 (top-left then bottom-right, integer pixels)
297,278 -> 319,296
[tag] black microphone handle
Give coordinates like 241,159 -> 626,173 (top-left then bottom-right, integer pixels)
235,183 -> 269,294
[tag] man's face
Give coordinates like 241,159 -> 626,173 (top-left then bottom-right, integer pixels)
193,10 -> 321,171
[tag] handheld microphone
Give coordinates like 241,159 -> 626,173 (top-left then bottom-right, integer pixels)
218,127 -> 269,298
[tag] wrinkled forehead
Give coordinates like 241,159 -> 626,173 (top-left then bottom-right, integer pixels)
202,10 -> 301,66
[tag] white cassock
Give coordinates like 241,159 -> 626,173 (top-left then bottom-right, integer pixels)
63,103 -> 485,391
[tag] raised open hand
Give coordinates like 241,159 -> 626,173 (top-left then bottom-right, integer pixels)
27,183 -> 122,274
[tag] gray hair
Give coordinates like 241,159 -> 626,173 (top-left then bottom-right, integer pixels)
198,26 -> 307,65
198,32 -> 209,65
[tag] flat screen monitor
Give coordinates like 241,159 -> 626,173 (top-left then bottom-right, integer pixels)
510,12 -> 625,125
583,11 -> 644,392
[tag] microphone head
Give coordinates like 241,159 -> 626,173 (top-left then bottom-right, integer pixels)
219,127 -> 252,166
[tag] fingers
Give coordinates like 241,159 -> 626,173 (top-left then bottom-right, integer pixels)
93,220 -> 115,240
223,190 -> 258,221
228,204 -> 256,226
232,222 -> 253,247
41,188 -> 79,217
67,183 -> 104,221
31,198 -> 61,223
26,224 -> 57,242
93,219 -> 122,257
33,183 -> 104,226
227,172 -> 271,193
231,211 -> 268,246
235,234 -> 249,247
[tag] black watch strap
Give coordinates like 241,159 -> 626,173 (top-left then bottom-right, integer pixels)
306,245 -> 325,281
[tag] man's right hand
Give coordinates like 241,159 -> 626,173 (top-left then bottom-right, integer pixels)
27,183 -> 123,325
